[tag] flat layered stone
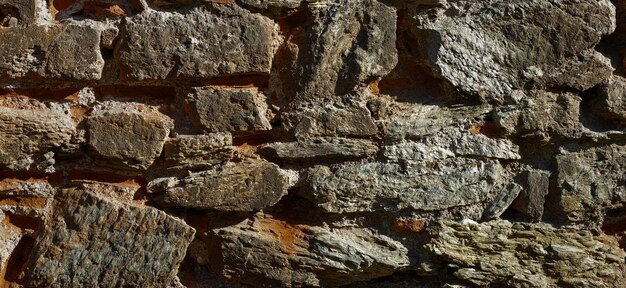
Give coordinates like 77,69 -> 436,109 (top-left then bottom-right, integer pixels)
302,158 -> 503,213
428,219 -> 626,287
87,101 -> 174,170
282,96 -> 378,139
261,137 -> 378,161
148,159 -> 293,211
21,189 -> 195,287
211,214 -> 410,287
164,133 -> 234,170
117,6 -> 276,81
186,87 -> 271,133
0,96 -> 77,171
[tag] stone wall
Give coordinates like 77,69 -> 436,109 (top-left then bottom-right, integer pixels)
0,0 -> 625,287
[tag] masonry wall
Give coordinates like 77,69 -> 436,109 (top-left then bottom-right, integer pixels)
0,0 -> 625,287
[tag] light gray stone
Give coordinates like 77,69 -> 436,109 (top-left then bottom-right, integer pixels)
302,158 -> 503,213
481,183 -> 522,221
148,159 -> 293,211
282,96 -> 378,139
511,168 -> 550,221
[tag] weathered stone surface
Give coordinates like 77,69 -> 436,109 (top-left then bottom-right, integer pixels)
411,0 -> 615,98
148,159 -> 293,211
21,189 -> 195,287
164,133 -> 234,170
0,178 -> 53,218
494,91 -> 583,139
302,158 -> 503,213
481,183 -> 522,221
382,128 -> 520,161
211,214 -> 410,287
0,96 -> 76,171
592,75 -> 626,121
555,144 -> 626,225
118,6 -> 276,81
87,101 -> 174,170
186,87 -> 271,133
379,102 -> 492,141
428,219 -> 626,287
276,0 -> 397,100
511,168 -> 550,221
0,0 -> 37,26
282,96 -> 378,139
0,210 -> 21,283
261,137 -> 378,161
0,23 -> 103,81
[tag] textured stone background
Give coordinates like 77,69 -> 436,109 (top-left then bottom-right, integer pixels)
0,0 -> 625,287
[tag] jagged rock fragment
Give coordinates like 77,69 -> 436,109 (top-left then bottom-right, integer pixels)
0,178 -> 53,218
0,23 -> 103,81
592,75 -> 626,121
0,97 -> 76,171
186,87 -> 271,133
261,137 -> 378,161
411,0 -> 615,98
164,133 -> 234,170
276,0 -> 397,99
302,158 -> 503,213
494,91 -> 583,139
87,101 -> 174,170
510,168 -> 550,221
0,211 -> 21,282
481,184 -> 522,221
118,6 -> 276,80
148,159 -> 292,211
21,189 -> 195,287
554,144 -> 626,225
211,214 -> 410,287
428,220 -> 626,287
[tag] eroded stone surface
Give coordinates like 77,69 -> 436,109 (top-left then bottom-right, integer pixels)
21,189 -> 195,287
186,87 -> 271,133
261,137 -> 378,161
87,101 -> 174,170
211,214 -> 410,287
282,96 -> 378,139
593,75 -> 626,121
0,96 -> 77,171
118,6 -> 276,81
555,144 -> 626,225
164,133 -> 234,170
148,159 -> 293,211
0,23 -> 103,82
302,158 -> 504,213
428,219 -> 626,287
